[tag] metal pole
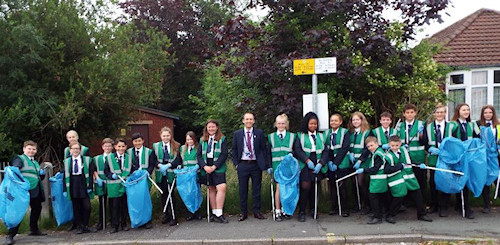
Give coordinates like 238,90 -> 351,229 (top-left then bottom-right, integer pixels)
312,74 -> 318,114
336,181 -> 342,217
271,174 -> 275,221
314,176 -> 318,220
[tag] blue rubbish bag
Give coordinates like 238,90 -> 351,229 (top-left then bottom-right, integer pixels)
124,170 -> 152,228
174,165 -> 202,214
463,138 -> 488,197
49,172 -> 74,226
274,153 -> 300,215
435,137 -> 468,194
0,166 -> 30,229
480,126 -> 500,186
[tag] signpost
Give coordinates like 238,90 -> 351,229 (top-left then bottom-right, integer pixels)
294,57 -> 337,126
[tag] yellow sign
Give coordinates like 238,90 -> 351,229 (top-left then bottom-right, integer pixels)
293,59 -> 315,75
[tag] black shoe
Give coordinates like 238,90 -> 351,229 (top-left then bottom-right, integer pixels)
427,206 -> 439,214
418,215 -> 433,222
341,212 -> 350,217
214,215 -> 228,223
329,209 -> 338,215
76,228 -> 84,234
385,216 -> 396,224
238,214 -> 248,222
144,222 -> 153,229
186,213 -> 201,221
351,207 -> 360,213
109,227 -> 119,234
482,206 -> 491,214
254,213 -> 265,220
439,209 -> 449,217
275,213 -> 283,222
162,214 -> 171,224
209,214 -> 215,222
95,224 -> 103,231
6,235 -> 14,245
360,207 -> 371,215
298,212 -> 306,222
29,230 -> 47,236
66,223 -> 76,231
283,214 -> 292,220
367,217 -> 382,224
169,219 -> 178,226
83,226 -> 96,233
121,224 -> 129,231
398,205 -> 407,213
465,210 -> 474,219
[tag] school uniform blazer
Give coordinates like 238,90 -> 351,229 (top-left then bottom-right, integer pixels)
232,128 -> 268,171
11,156 -> 45,201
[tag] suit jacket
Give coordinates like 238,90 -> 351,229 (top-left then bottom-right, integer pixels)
11,156 -> 45,201
232,128 -> 268,171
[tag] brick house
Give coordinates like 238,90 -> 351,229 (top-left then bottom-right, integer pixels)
88,106 -> 179,155
428,8 -> 500,119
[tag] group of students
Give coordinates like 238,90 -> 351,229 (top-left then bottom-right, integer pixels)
5,103 -> 499,244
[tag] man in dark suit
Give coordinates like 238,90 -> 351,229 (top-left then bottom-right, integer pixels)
232,112 -> 272,221
6,140 -> 47,245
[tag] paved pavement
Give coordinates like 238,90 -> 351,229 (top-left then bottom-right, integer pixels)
4,207 -> 500,244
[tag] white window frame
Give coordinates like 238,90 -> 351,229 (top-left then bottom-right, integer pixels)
446,67 -> 500,120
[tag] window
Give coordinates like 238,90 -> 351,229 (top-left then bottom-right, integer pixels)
450,74 -> 464,85
472,71 -> 487,85
495,70 -> 500,84
448,89 -> 465,119
494,87 -> 500,113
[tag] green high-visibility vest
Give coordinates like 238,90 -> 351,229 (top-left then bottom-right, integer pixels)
297,132 -> 327,173
64,145 -> 89,158
384,151 -> 407,197
200,136 -> 227,176
106,153 -> 131,198
324,128 -> 350,169
368,148 -> 388,194
426,122 -> 455,167
93,154 -> 110,196
268,131 -> 295,170
63,156 -> 94,200
398,146 -> 420,191
452,120 -> 480,140
152,142 -> 177,183
18,154 -> 42,190
180,145 -> 198,167
372,127 -> 395,146
395,120 -> 425,163
349,130 -> 371,169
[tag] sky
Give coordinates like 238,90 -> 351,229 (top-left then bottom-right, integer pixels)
246,0 -> 500,45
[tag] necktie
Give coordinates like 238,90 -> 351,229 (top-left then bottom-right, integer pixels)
164,145 -> 170,161
331,133 -> 336,147
246,131 -> 254,158
119,155 -> 123,169
462,122 -> 467,132
73,159 -> 78,174
207,138 -> 213,154
408,124 -> 412,131
134,150 -> 140,166
279,133 -> 283,140
436,124 -> 442,144
384,130 -> 389,139
396,151 -> 401,158
486,122 -> 492,127
353,132 -> 358,144
311,134 -> 316,143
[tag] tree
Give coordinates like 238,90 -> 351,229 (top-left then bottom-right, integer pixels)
119,0 -> 236,137
0,0 -> 173,163
210,0 -> 451,131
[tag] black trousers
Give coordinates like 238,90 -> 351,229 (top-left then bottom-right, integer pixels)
97,194 -> 108,226
407,189 -> 426,217
328,168 -> 350,213
72,197 -> 91,228
412,166 -> 427,200
369,192 -> 386,219
451,186 -> 472,214
8,194 -> 43,236
160,176 -> 176,220
386,196 -> 403,217
481,185 -> 491,208
237,161 -> 262,214
429,170 -> 438,208
110,195 -> 128,229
